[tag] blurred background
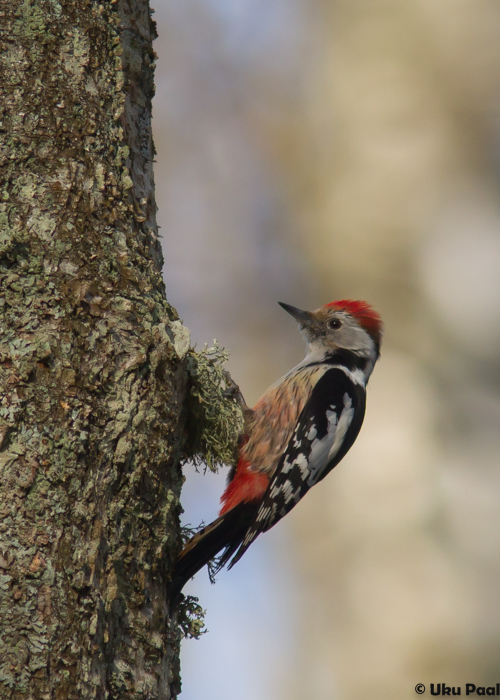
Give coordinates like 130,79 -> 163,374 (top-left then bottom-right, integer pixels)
152,1 -> 500,698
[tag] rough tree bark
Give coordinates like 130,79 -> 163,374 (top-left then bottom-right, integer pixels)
0,0 -> 195,697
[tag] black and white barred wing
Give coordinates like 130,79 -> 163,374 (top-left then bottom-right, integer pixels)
228,368 -> 366,568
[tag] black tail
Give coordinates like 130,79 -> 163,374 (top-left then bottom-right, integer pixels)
168,502 -> 258,609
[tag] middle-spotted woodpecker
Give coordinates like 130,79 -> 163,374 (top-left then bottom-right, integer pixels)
169,299 -> 383,606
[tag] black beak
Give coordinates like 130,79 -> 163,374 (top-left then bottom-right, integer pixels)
278,302 -> 314,326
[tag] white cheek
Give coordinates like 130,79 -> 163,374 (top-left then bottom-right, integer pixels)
339,327 -> 372,353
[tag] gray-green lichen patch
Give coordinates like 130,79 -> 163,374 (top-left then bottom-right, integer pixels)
185,344 -> 244,472
177,595 -> 207,639
60,29 -> 90,83
13,0 -> 50,42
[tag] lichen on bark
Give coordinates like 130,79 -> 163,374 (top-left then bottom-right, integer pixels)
185,344 -> 244,472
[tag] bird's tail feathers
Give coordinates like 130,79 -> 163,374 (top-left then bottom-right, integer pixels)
168,502 -> 258,609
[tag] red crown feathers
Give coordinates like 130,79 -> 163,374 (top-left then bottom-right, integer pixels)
326,299 -> 383,346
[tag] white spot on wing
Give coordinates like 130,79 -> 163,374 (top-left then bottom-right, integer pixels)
257,506 -> 271,521
294,453 -> 310,478
243,531 -> 256,546
270,484 -> 281,498
307,425 -> 318,440
281,480 -> 294,503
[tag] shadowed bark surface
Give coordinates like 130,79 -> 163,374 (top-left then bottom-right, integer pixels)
0,0 -> 189,697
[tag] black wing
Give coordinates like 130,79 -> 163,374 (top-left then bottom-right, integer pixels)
228,368 -> 366,568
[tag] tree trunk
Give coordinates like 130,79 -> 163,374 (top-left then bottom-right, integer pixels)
0,0 -> 189,697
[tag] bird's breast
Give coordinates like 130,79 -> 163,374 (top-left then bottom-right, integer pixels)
242,364 -> 330,476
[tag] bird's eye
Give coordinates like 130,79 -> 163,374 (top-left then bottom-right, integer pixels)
328,318 -> 342,330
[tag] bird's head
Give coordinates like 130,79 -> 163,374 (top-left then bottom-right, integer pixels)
279,299 -> 383,361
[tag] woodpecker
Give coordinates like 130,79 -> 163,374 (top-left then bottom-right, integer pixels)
169,299 -> 382,607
